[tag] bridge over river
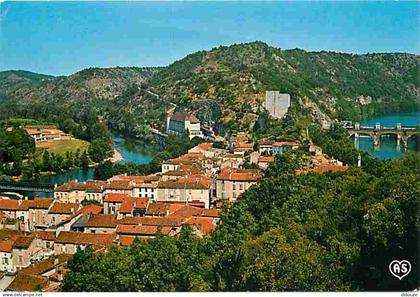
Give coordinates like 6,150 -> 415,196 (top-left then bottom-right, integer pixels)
345,122 -> 419,148
0,181 -> 55,193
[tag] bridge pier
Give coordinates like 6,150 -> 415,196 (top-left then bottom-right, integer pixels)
371,132 -> 380,149
346,123 -> 418,150
401,134 -> 409,148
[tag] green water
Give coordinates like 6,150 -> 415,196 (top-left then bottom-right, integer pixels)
353,112 -> 419,159
1,138 -> 156,198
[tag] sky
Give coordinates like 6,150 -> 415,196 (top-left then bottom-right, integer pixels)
0,1 -> 418,76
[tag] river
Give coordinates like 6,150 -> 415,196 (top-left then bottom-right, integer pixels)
352,112 -> 420,159
0,138 -> 156,198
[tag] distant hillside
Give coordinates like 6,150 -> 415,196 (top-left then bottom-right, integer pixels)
0,70 -> 56,99
0,42 -> 418,139
151,42 -> 419,128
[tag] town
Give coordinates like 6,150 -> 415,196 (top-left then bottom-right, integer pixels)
0,120 -> 348,291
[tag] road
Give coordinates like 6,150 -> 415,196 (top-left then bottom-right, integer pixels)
0,275 -> 14,291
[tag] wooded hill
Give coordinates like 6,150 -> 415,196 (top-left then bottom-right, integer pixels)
1,42 -> 418,139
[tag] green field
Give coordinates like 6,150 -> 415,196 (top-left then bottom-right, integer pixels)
36,138 -> 89,155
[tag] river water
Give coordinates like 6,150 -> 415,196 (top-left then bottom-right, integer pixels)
1,138 -> 156,198
352,112 -> 419,159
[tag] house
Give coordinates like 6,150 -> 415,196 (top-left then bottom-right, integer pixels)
107,174 -> 158,199
6,273 -> 48,291
0,198 -> 21,220
103,180 -> 135,196
144,202 -> 184,217
117,197 -> 149,218
24,126 -> 68,145
54,181 -> 87,203
12,235 -> 37,270
57,205 -> 103,233
296,164 -> 349,175
156,175 -> 211,208
272,141 -> 300,155
0,237 -> 16,274
233,142 -> 254,154
84,214 -> 117,234
257,140 -> 273,155
28,198 -> 54,231
103,193 -> 130,215
215,168 -> 262,202
116,225 -> 173,243
18,254 -> 71,281
34,231 -> 56,251
221,154 -> 244,169
258,156 -> 275,170
184,217 -> 217,238
54,180 -> 106,203
47,202 -> 80,227
25,128 -> 46,143
166,111 -> 204,139
187,143 -> 224,158
54,231 -> 116,255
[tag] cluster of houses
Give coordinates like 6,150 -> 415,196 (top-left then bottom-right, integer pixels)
24,126 -> 69,144
0,132 -> 348,291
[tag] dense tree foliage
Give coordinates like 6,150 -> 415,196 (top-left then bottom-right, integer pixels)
0,126 -> 35,163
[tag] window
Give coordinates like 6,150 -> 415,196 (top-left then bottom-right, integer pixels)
233,183 -> 236,190
233,192 -> 237,199
19,256 -> 23,264
239,184 -> 243,191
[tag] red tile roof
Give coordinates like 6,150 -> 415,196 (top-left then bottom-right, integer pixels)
119,235 -> 136,247
145,202 -> 183,216
0,198 -> 20,211
185,217 -> 217,235
104,180 -> 133,190
34,231 -> 56,241
116,225 -> 172,236
297,164 -> 349,175
197,143 -> 213,151
117,216 -> 184,227
7,273 -> 47,292
119,197 -> 149,214
85,214 -> 117,228
29,197 -> 53,209
55,180 -> 107,192
48,202 -> 80,214
170,111 -> 200,124
18,254 -> 71,276
103,193 -> 130,203
272,141 -> 299,147
118,235 -> 148,247
55,231 -> 116,247
12,236 -> 35,249
258,156 -> 275,163
217,168 -> 262,182
81,204 -> 102,215
0,238 -> 15,252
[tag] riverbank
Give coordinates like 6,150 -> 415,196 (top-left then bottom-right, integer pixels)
110,149 -> 124,163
